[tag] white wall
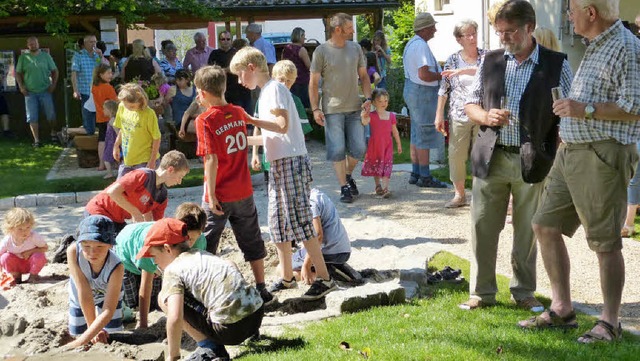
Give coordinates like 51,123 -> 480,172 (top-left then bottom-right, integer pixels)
262,19 -> 327,43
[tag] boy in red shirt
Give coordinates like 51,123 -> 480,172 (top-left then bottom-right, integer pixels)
193,65 -> 274,306
85,150 -> 190,232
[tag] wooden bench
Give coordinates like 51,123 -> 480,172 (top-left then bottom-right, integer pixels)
74,135 -> 99,168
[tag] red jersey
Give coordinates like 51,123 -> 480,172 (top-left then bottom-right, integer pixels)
196,104 -> 253,203
85,168 -> 168,223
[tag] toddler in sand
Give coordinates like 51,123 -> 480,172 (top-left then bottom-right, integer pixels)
0,208 -> 48,284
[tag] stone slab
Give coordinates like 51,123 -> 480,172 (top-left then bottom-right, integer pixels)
0,197 -> 15,210
36,193 -> 76,207
76,190 -> 101,204
325,281 -> 405,314
14,195 -> 37,208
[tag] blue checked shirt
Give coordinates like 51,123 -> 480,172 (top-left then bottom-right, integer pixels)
559,20 -> 640,145
71,49 -> 102,95
467,45 -> 573,146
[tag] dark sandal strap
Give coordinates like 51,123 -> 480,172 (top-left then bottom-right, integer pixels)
579,320 -> 621,343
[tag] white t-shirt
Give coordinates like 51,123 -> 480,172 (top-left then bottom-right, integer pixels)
256,80 -> 307,162
403,35 -> 441,87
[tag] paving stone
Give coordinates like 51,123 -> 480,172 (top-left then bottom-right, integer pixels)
76,190 -> 101,204
36,193 -> 76,206
15,195 -> 37,208
325,281 -> 405,314
0,197 -> 14,210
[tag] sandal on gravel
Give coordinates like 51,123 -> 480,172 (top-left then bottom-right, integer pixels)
518,309 -> 578,330
577,320 -> 622,344
375,184 -> 384,195
381,188 -> 392,199
621,225 -> 635,238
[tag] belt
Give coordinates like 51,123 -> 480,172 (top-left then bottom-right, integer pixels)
496,144 -> 520,154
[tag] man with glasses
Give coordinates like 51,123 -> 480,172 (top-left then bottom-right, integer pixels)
207,31 -> 252,113
520,0 -> 640,343
461,0 -> 573,311
183,32 -> 213,74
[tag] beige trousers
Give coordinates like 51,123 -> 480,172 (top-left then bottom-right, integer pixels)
448,119 -> 478,183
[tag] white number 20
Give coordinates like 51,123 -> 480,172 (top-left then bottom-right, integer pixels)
225,133 -> 247,154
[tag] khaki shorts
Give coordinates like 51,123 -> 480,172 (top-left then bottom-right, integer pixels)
533,140 -> 638,252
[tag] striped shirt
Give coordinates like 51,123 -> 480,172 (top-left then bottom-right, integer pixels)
559,20 -> 640,144
438,48 -> 486,122
71,49 -> 102,95
467,44 -> 573,146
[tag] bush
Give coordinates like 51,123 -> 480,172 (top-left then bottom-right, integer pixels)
386,67 -> 405,113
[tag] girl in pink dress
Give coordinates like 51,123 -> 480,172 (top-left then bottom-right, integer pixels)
360,89 -> 402,198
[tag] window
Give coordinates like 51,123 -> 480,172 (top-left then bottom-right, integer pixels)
435,0 -> 450,11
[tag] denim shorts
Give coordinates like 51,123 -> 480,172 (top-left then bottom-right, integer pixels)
81,93 -> 96,135
25,91 -> 56,123
324,111 -> 366,161
403,80 -> 440,149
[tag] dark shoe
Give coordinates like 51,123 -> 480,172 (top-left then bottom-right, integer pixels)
53,234 -> 75,263
2,130 -> 16,139
268,278 -> 297,293
408,172 -> 419,184
577,320 -> 622,344
346,175 -> 359,196
340,185 -> 353,203
518,309 -> 578,329
302,278 -> 337,300
185,346 -> 229,361
32,142 -> 42,148
328,263 -> 363,284
57,130 -> 69,147
51,133 -> 60,144
416,176 -> 447,188
258,287 -> 276,307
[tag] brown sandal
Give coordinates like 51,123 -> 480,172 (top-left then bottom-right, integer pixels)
577,320 -> 622,343
518,309 -> 578,330
375,184 -> 384,195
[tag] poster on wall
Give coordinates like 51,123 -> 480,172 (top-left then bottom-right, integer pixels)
0,51 -> 16,92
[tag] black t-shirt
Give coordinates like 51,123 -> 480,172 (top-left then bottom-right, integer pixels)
208,48 -> 250,105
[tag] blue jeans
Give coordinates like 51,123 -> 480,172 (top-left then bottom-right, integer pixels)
403,80 -> 441,150
81,93 -> 96,135
25,91 -> 56,124
324,111 -> 366,161
628,142 -> 640,204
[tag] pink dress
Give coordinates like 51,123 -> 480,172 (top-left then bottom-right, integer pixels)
361,112 -> 396,178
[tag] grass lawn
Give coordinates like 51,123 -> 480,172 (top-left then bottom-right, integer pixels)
236,251 -> 640,360
0,138 -> 205,199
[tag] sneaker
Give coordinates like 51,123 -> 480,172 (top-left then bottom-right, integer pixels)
268,278 -> 297,293
416,175 -> 447,188
346,175 -> 359,196
32,142 -> 42,148
302,278 -> 337,300
459,298 -> 495,310
185,346 -> 229,361
259,287 -> 277,307
514,297 -> 544,313
340,185 -> 353,203
408,172 -> 419,185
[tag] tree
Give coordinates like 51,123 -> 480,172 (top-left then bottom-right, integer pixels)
0,0 -> 220,41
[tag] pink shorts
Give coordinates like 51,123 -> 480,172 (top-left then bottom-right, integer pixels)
0,252 -> 47,275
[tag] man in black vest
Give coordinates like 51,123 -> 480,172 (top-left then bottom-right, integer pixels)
461,0 -> 573,311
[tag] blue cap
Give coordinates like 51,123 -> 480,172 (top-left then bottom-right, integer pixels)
78,215 -> 116,245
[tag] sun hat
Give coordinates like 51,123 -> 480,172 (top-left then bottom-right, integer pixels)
78,215 -> 116,245
136,218 -> 188,259
414,13 -> 437,32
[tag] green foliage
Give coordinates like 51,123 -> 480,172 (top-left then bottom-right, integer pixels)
355,15 -> 372,41
387,1 -> 416,67
0,0 -> 220,43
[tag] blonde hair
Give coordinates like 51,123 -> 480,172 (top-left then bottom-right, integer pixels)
2,208 -> 35,235
131,39 -> 151,59
159,150 -> 189,172
193,65 -> 226,97
488,0 -> 509,25
272,60 -> 297,83
533,27 -> 561,51
229,46 -> 269,75
151,72 -> 167,88
117,83 -> 148,108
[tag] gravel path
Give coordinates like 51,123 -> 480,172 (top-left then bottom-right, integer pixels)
3,139 -> 640,335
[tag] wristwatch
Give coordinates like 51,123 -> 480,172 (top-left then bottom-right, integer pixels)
584,103 -> 595,120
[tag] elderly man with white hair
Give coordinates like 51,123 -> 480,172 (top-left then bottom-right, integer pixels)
245,23 -> 276,70
519,0 -> 640,343
183,32 -> 213,73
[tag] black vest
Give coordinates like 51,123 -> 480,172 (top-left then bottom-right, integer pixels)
470,45 -> 566,183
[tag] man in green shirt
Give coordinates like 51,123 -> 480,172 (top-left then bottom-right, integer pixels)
16,36 -> 59,147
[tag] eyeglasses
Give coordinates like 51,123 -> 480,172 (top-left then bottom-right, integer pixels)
220,38 -> 231,41
495,28 -> 520,37
459,32 -> 477,39
566,6 -> 588,17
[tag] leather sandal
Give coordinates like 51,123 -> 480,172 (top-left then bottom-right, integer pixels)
577,319 -> 622,344
375,184 -> 384,196
518,309 -> 578,330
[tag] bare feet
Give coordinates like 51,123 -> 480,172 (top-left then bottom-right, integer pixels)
103,172 -> 114,179
97,166 -> 106,171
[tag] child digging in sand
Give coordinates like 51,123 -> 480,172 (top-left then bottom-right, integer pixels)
0,208 -> 48,284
